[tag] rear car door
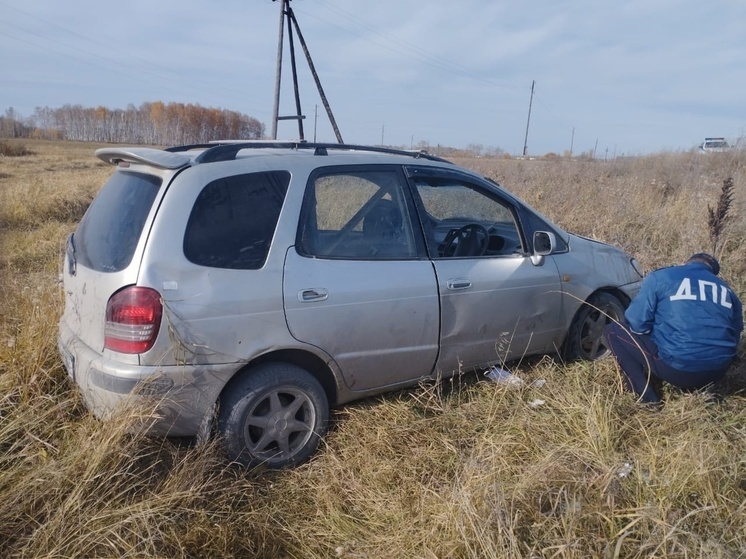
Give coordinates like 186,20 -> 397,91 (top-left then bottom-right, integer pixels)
406,167 -> 565,373
283,166 -> 440,392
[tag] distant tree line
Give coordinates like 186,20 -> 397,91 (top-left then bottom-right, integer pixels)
0,102 -> 265,145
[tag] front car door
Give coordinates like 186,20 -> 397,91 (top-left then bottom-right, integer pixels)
283,166 -> 440,393
406,166 -> 566,374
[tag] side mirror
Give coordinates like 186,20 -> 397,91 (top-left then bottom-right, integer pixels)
531,231 -> 556,265
533,231 -> 556,255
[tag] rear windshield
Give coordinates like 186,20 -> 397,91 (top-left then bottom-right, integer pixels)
75,171 -> 161,272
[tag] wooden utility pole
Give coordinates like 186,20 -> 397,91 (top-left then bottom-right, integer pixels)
522,80 -> 535,157
313,104 -> 318,142
271,0 -> 285,140
270,0 -> 343,143
570,126 -> 574,156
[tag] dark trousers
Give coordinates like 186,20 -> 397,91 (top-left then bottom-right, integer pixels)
603,322 -> 727,403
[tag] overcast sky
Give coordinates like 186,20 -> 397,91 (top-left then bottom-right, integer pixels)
1,0 -> 744,156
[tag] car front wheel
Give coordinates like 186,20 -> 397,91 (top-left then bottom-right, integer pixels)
218,362 -> 329,468
564,292 -> 626,361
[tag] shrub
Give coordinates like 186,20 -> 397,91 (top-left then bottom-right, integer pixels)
0,141 -> 33,157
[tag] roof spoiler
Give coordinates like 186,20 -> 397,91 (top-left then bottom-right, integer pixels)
95,147 -> 192,169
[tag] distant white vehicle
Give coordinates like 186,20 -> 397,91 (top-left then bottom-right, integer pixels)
698,137 -> 730,153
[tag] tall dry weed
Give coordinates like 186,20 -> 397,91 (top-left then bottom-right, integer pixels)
708,177 -> 734,256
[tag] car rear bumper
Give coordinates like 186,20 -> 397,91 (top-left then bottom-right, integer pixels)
58,321 -> 234,437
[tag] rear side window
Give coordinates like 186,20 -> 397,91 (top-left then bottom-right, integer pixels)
184,171 -> 290,269
75,171 -> 161,272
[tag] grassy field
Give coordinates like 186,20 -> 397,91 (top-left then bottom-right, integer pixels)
1,139 -> 744,558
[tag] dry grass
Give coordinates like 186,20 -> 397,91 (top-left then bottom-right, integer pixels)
1,140 -> 744,558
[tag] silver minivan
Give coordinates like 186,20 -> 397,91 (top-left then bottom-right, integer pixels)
58,142 -> 642,468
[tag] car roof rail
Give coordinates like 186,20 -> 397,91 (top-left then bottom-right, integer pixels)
172,141 -> 453,165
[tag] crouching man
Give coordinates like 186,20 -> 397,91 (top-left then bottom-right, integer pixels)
604,253 -> 743,404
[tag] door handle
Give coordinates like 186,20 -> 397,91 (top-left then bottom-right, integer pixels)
447,279 -> 472,290
298,288 -> 329,302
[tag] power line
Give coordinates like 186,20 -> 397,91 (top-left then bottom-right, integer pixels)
0,2 -> 269,111
0,2 -> 179,80
296,0 -> 523,90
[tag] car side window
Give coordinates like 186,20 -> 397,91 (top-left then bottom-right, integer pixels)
412,176 -> 524,258
298,169 -> 417,259
184,171 -> 290,269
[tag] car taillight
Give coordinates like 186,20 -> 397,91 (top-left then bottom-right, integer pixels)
105,286 -> 163,354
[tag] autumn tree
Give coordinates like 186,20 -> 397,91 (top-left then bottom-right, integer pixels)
12,102 -> 265,144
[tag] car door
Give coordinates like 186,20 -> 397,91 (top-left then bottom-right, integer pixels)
283,166 -> 440,392
406,166 -> 565,373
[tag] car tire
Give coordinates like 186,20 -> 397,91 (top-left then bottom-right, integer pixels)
218,362 -> 329,468
564,292 -> 626,361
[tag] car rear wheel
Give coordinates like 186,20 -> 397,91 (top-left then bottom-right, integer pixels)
564,292 -> 626,361
218,362 -> 329,468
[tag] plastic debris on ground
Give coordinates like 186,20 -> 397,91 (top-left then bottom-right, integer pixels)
485,366 -> 523,386
616,462 -> 633,478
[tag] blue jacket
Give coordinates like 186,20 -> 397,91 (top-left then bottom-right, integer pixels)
625,261 -> 743,372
